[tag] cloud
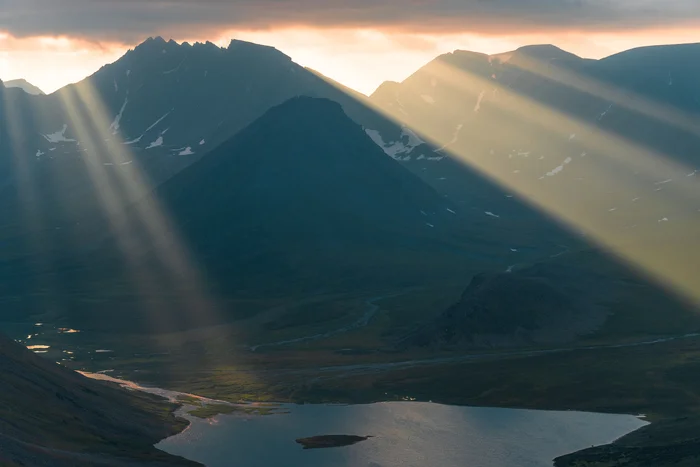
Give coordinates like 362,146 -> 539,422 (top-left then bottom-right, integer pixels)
2,0 -> 700,43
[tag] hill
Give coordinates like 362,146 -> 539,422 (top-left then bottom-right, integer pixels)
0,333 -> 197,466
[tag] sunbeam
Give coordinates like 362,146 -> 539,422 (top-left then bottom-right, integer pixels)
336,58 -> 700,306
493,50 -> 700,140
52,80 -> 225,355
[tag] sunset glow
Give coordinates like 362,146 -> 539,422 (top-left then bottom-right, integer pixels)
2,26 -> 699,95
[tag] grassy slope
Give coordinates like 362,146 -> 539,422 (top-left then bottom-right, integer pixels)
0,333 -> 198,466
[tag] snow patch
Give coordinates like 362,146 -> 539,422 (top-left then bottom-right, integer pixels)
109,98 -> 128,135
364,127 -> 425,159
164,58 -> 185,74
35,150 -> 45,157
43,124 -> 76,143
597,103 -> 614,121
123,136 -> 142,145
446,208 -> 456,214
474,90 -> 485,112
145,112 -> 171,133
178,147 -> 194,156
146,136 -> 163,149
199,139 -> 205,145
569,134 -> 576,141
426,223 -> 434,228
654,179 -> 673,185
485,211 -> 500,218
544,156 -> 573,177
124,112 -> 171,144
437,123 -> 464,152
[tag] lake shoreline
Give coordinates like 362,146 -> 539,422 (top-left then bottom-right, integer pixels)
84,372 -> 649,467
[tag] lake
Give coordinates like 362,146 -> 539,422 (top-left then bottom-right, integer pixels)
156,401 -> 647,467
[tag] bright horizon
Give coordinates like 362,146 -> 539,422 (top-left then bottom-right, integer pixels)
2,27 -> 700,96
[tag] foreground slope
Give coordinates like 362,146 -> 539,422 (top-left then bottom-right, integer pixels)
0,333 -> 197,466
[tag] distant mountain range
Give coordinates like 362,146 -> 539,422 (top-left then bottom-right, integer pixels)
0,37 -> 403,256
4,79 -> 45,95
368,43 -> 700,346
3,35 -> 700,467
1,37 -> 699,338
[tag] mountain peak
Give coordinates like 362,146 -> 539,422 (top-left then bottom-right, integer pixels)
226,39 -> 290,60
511,44 -> 580,61
146,35 -> 167,44
132,35 -> 179,54
3,78 -> 45,95
370,80 -> 401,100
241,96 -> 347,134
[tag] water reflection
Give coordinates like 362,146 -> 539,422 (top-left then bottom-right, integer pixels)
157,402 -> 647,467
26,345 -> 50,350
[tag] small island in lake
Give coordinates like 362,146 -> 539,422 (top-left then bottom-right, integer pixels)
295,435 -> 373,449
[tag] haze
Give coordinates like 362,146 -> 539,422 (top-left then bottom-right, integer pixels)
2,0 -> 700,94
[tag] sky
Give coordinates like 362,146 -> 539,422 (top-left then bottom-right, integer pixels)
1,1 -> 699,95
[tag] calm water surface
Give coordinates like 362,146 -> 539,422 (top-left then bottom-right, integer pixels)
157,402 -> 647,467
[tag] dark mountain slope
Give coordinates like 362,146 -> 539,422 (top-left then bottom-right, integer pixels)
116,96 -> 464,288
404,248 -> 700,349
0,38 -> 405,268
0,333 -> 197,466
26,97 -> 477,332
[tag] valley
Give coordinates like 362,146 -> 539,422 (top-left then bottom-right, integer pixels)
2,33 -> 700,467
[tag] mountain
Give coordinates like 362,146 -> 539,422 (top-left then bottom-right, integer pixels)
367,42 -> 700,350
369,41 -> 700,193
4,78 -> 45,95
369,42 -> 700,303
0,37 -> 408,266
0,332 -> 197,466
5,97 -> 478,333
404,249 -> 700,349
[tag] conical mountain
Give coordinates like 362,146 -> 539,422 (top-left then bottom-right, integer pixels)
113,96 -> 465,296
